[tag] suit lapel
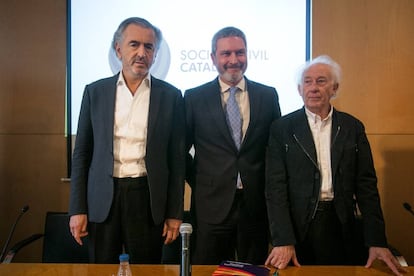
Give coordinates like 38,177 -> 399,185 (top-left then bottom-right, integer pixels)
292,109 -> 319,169
147,77 -> 162,143
243,79 -> 259,148
104,75 -> 118,145
330,110 -> 346,180
205,79 -> 237,150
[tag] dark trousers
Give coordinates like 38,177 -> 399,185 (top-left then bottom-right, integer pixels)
192,190 -> 268,265
88,177 -> 163,264
295,201 -> 358,265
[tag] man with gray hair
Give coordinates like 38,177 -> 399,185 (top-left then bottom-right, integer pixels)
69,17 -> 185,264
265,55 -> 406,275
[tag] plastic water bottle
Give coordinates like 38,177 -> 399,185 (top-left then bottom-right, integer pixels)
117,253 -> 132,276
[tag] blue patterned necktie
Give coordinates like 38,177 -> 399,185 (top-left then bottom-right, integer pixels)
226,86 -> 242,149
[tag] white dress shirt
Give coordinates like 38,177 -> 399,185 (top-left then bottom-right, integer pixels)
113,73 -> 150,178
305,107 -> 334,200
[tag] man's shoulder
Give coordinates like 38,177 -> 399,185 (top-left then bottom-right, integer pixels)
246,79 -> 274,89
272,109 -> 304,127
282,108 -> 304,120
151,76 -> 180,92
184,79 -> 218,97
245,77 -> 277,92
87,74 -> 118,89
333,108 -> 364,126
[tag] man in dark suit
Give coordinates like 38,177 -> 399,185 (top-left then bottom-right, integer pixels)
68,17 -> 185,264
265,55 -> 406,275
184,26 -> 281,265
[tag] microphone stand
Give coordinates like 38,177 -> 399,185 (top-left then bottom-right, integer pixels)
0,205 -> 29,262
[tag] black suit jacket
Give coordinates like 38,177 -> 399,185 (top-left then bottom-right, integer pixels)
69,74 -> 185,225
185,77 -> 281,224
266,107 -> 387,248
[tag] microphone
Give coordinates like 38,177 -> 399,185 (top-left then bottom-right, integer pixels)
403,202 -> 414,217
0,205 -> 30,262
2,233 -> 43,264
179,223 -> 193,276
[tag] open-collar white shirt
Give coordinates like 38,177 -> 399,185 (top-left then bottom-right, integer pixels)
113,73 -> 151,178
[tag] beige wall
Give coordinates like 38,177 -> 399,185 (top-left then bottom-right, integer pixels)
313,0 -> 414,264
0,0 -> 413,265
0,0 -> 68,262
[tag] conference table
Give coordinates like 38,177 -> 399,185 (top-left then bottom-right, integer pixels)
0,263 -> 412,276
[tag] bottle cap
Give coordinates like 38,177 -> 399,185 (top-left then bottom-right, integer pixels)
119,253 -> 129,262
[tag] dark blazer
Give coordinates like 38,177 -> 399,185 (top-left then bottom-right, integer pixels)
266,107 -> 387,248
185,77 -> 281,224
69,74 -> 185,225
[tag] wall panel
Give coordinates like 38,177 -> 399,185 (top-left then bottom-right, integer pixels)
0,0 -> 68,262
313,0 -> 414,134
313,0 -> 414,264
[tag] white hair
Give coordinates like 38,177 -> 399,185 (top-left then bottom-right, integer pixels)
296,55 -> 342,86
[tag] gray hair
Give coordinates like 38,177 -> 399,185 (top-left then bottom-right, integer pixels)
211,26 -> 247,54
111,17 -> 162,51
296,55 -> 342,86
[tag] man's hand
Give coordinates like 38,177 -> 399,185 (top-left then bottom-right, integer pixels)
162,218 -> 182,245
265,245 -> 300,269
365,247 -> 408,276
69,214 -> 88,245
